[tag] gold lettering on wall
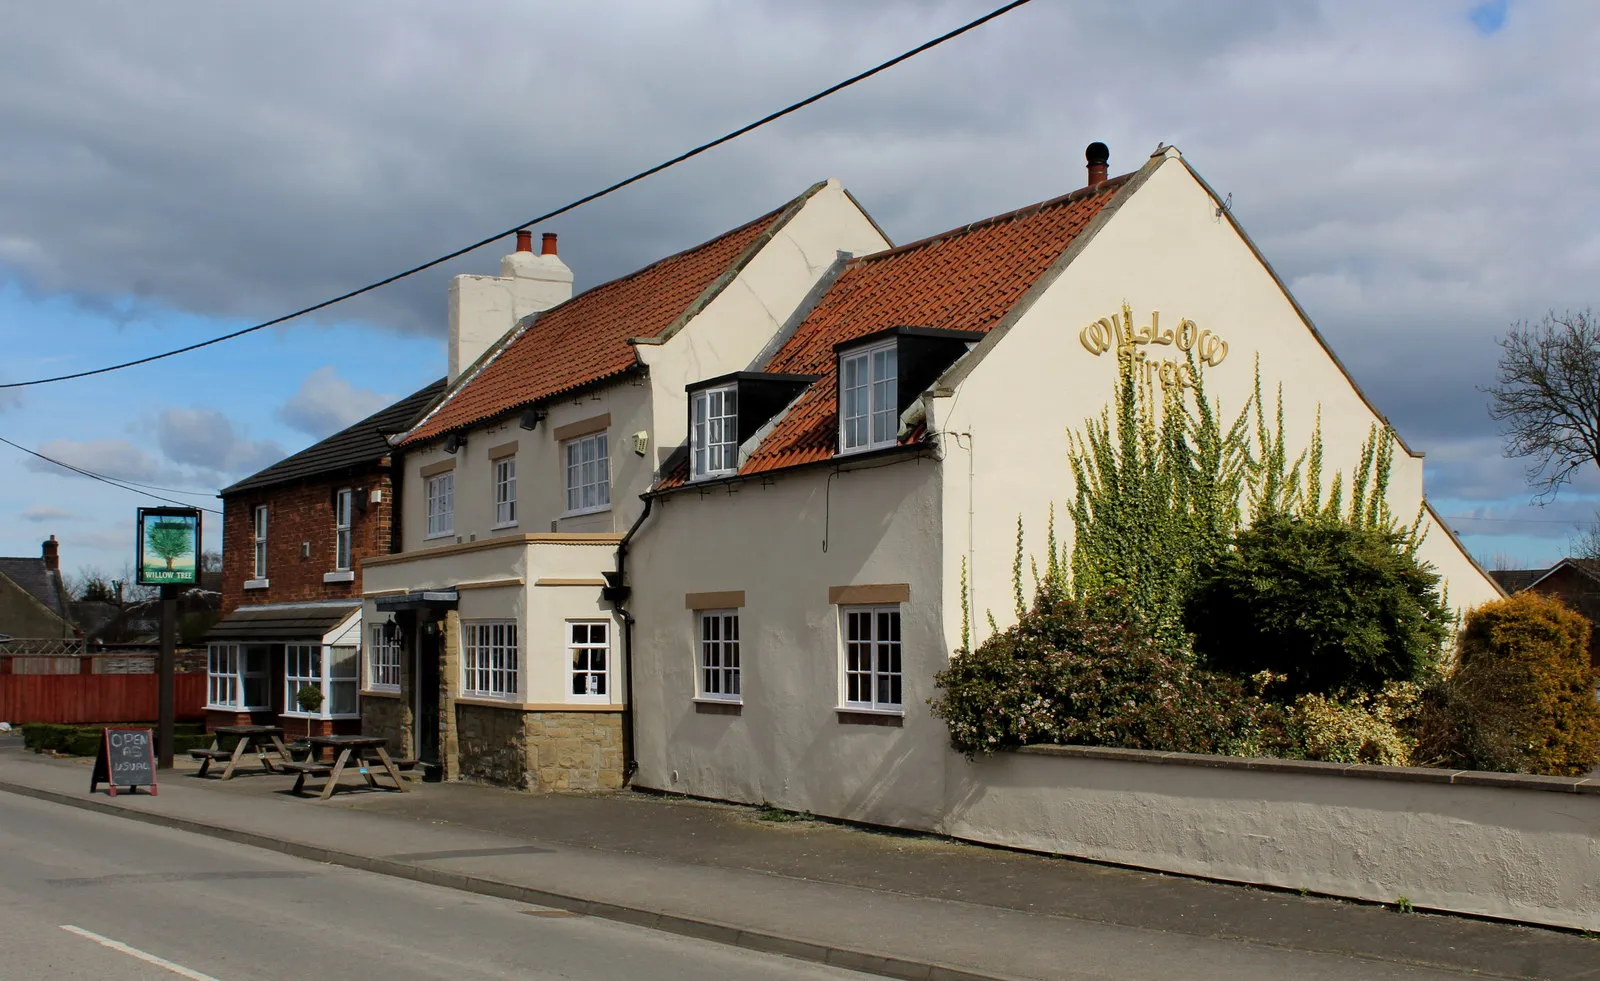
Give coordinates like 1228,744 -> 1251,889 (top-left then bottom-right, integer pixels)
1079,306 -> 1229,390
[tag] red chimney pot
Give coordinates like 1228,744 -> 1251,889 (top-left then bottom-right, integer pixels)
515,230 -> 533,253
541,233 -> 558,256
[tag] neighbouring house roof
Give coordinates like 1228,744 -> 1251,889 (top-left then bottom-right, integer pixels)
1490,568 -> 1545,593
659,174 -> 1130,486
206,602 -> 361,643
222,379 -> 446,497
1524,557 -> 1600,593
0,557 -> 70,621
401,182 -> 832,446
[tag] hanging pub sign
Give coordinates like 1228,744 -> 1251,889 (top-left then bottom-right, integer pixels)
135,507 -> 202,587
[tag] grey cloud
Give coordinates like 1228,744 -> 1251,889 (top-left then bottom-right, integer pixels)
277,367 -> 395,439
20,505 -> 83,523
25,438 -> 174,485
156,408 -> 285,477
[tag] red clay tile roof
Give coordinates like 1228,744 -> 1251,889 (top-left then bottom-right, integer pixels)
403,184 -> 825,445
724,176 -> 1128,478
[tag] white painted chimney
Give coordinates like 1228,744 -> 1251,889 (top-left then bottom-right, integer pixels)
448,231 -> 574,383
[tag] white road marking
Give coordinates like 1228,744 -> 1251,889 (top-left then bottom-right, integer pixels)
59,924 -> 226,981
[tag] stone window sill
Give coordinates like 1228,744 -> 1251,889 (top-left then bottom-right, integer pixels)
243,578 -> 270,590
836,707 -> 904,727
360,688 -> 402,699
323,570 -> 355,583
693,698 -> 742,716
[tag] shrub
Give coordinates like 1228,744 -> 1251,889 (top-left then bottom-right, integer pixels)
1282,684 -> 1419,765
1413,593 -> 1600,776
932,588 -> 1262,757
1187,515 -> 1450,697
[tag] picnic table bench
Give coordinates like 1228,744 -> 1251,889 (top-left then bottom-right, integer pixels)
288,735 -> 410,800
189,725 -> 292,780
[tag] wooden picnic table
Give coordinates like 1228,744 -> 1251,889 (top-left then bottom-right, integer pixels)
190,725 -> 292,780
281,735 -> 410,800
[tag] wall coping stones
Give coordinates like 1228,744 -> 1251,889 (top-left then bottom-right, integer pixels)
1015,744 -> 1599,795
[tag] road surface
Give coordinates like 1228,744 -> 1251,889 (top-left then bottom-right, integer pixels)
0,791 -> 866,981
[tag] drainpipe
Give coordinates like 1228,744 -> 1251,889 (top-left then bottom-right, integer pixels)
604,494 -> 654,784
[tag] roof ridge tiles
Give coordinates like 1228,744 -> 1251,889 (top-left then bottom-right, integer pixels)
847,173 -> 1132,267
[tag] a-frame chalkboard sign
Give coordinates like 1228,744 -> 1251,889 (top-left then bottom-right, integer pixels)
90,728 -> 158,796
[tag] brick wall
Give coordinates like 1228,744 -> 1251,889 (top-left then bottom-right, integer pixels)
221,469 -> 396,611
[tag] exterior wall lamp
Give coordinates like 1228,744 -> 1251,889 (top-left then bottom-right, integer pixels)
519,408 -> 546,431
444,432 -> 467,454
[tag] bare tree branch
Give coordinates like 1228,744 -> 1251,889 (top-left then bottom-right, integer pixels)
1486,308 -> 1600,502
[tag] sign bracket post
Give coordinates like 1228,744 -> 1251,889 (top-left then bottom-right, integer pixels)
158,584 -> 176,769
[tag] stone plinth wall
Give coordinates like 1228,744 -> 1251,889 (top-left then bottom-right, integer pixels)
528,711 -> 623,792
361,693 -> 411,757
457,702 -> 530,787
453,703 -> 624,792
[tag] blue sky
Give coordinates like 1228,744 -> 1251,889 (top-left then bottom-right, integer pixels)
2,0 -> 1597,580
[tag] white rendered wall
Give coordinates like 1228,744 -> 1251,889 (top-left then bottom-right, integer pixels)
362,536 -> 622,705
943,747 -> 1600,931
935,152 -> 1502,652
628,460 -> 949,828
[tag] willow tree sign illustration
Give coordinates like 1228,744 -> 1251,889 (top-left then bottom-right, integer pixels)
136,507 -> 202,586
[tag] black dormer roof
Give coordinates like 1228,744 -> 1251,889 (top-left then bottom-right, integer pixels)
687,371 -> 819,447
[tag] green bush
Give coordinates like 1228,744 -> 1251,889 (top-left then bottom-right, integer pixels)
1414,592 -> 1600,776
1186,515 -> 1450,697
21,723 -> 213,757
932,588 -> 1262,757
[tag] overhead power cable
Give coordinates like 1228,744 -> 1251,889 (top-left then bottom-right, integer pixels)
0,0 -> 1038,390
0,434 -> 222,515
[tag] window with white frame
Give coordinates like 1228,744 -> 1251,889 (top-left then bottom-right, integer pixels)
841,606 -> 902,710
328,645 -> 358,715
252,506 -> 268,577
334,489 -> 353,570
367,624 -> 401,691
282,644 -> 360,718
285,644 -> 322,714
493,457 -> 517,526
462,621 -> 519,698
426,471 -> 454,538
207,643 -> 269,710
698,610 -> 740,700
839,340 -> 898,453
568,620 -> 610,700
564,432 -> 610,514
691,386 -> 739,479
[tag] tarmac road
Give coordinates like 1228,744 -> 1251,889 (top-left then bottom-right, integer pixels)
0,792 -> 867,981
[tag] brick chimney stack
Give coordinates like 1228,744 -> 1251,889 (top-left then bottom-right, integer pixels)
41,534 -> 59,572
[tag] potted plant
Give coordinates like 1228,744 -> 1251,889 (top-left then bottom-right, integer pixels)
294,684 -> 324,744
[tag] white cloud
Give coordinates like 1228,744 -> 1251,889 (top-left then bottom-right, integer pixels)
276,366 -> 394,439
19,505 -> 82,523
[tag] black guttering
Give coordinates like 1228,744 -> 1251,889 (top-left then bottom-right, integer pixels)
607,497 -> 655,784
647,440 -> 932,501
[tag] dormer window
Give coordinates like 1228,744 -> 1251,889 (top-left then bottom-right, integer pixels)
839,339 -> 897,453
834,326 -> 986,457
692,385 -> 739,479
686,372 -> 818,482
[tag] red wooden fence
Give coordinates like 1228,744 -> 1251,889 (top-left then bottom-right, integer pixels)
0,673 -> 206,725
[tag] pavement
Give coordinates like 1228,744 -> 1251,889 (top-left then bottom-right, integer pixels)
1,735 -> 1596,981
0,791 -> 862,981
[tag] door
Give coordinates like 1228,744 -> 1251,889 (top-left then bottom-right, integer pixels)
414,616 -> 441,766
